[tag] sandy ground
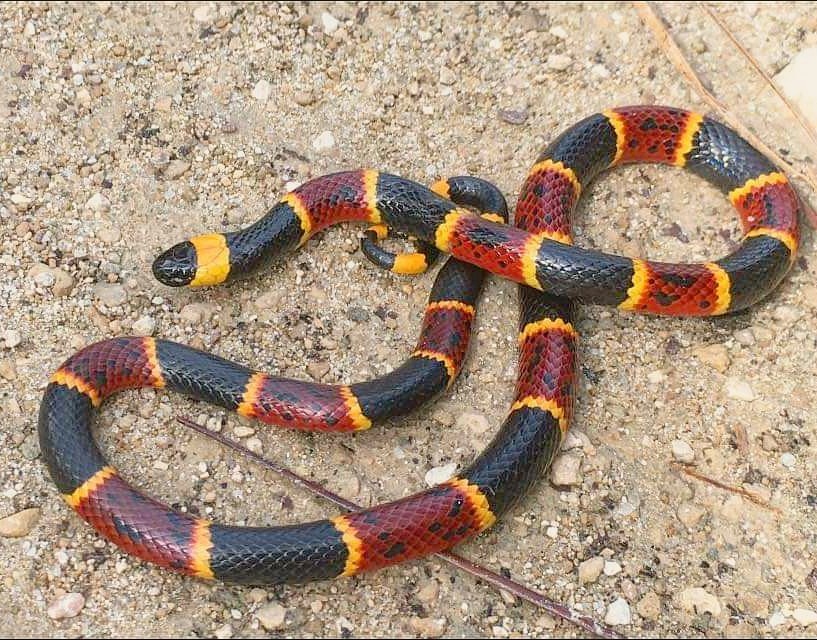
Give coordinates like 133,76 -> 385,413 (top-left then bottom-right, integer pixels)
2,1 -> 817,638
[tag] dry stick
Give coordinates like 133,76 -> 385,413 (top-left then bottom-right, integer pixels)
175,416 -> 625,640
633,1 -> 817,229
673,463 -> 780,513
701,3 -> 817,157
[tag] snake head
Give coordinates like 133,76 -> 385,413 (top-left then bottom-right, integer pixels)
152,241 -> 197,287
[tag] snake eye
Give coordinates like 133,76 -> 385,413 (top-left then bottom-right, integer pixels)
152,241 -> 197,286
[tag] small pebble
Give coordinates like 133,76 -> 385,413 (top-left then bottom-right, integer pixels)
252,79 -> 272,102
416,580 -> 439,603
85,193 -> 110,212
424,462 -> 457,487
312,130 -> 335,152
780,452 -> 796,468
671,439 -> 694,463
724,377 -> 755,402
3,330 -> 22,349
0,508 -> 41,537
693,344 -> 730,373
321,11 -> 340,34
132,315 -> 156,336
47,592 -> 85,620
676,502 -> 706,528
637,591 -> 661,620
164,160 -> 191,179
547,53 -> 573,71
605,598 -> 631,626
550,453 -> 582,486
408,617 -> 446,638
578,556 -> 604,584
677,587 -> 721,616
93,283 -> 128,306
793,608 -> 817,627
234,426 -> 255,438
255,602 -> 286,630
604,561 -> 623,576
214,623 -> 233,639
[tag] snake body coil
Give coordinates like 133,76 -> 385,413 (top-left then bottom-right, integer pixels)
39,106 -> 799,584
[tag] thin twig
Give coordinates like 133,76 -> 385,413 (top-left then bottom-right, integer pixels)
176,416 -> 626,640
700,3 -> 817,157
673,463 -> 781,513
633,1 -> 817,228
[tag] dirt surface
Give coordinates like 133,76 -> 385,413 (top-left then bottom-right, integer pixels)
2,2 -> 817,638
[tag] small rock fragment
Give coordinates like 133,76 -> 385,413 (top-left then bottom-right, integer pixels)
47,592 -> 85,620
132,315 -> 156,336
547,53 -> 573,71
312,130 -> 335,152
793,609 -> 817,627
93,283 -> 127,306
693,344 -> 730,373
255,602 -> 286,630
85,193 -> 110,212
725,377 -> 755,402
425,462 -> 457,487
604,561 -> 623,576
321,11 -> 340,34
578,556 -> 604,585
676,502 -> 706,528
550,453 -> 582,487
677,587 -> 721,616
416,580 -> 439,603
408,617 -> 446,638
3,330 -> 22,349
164,160 -> 191,180
637,591 -> 661,620
0,508 -> 41,537
671,439 -> 694,463
252,79 -> 272,102
605,598 -> 631,626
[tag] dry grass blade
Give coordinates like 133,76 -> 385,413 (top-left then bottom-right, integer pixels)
673,463 -> 781,513
176,416 -> 626,640
633,1 -> 817,228
700,3 -> 817,157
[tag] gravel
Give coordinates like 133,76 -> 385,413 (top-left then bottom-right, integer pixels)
2,2 -> 816,638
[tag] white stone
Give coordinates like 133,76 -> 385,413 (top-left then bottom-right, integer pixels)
671,439 -> 694,463
312,130 -> 335,152
774,47 -> 817,130
3,330 -> 22,349
793,608 -> 817,627
85,193 -> 110,213
605,598 -> 631,626
47,592 -> 85,620
252,79 -> 272,102
321,12 -> 340,34
550,453 -> 582,486
781,452 -> 796,468
604,561 -> 623,576
647,370 -> 666,384
725,377 -> 755,402
547,53 -> 573,71
677,587 -> 721,616
424,462 -> 457,487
